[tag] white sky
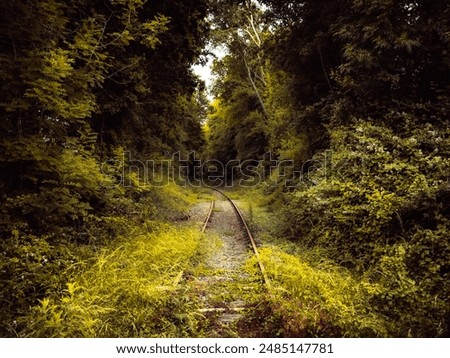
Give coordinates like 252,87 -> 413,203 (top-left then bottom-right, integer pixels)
192,45 -> 227,100
192,56 -> 215,93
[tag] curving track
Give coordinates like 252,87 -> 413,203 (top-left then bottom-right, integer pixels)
205,188 -> 272,292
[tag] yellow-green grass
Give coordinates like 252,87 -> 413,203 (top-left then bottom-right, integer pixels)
24,225 -> 203,337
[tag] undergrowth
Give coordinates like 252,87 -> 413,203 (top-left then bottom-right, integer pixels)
235,183 -> 449,337
245,247 -> 388,337
0,153 -> 207,337
21,225 -> 203,337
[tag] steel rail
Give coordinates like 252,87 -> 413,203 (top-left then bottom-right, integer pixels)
201,200 -> 215,233
211,188 -> 272,292
170,200 -> 215,289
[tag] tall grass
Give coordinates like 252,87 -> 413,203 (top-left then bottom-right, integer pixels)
22,225 -> 202,337
246,247 -> 389,337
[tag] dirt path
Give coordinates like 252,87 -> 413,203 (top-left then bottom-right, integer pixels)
184,192 -> 262,337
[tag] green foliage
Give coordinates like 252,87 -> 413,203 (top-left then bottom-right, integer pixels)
282,122 -> 450,257
0,0 -> 209,337
206,0 -> 450,338
0,175 -> 203,337
0,139 -> 114,236
205,1 -> 270,164
330,0 -> 450,121
206,94 -> 267,164
278,122 -> 450,336
2,0 -> 449,339
0,232 -> 84,336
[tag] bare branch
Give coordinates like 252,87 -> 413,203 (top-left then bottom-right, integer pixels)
105,60 -> 140,80
318,46 -> 333,92
244,13 -> 261,47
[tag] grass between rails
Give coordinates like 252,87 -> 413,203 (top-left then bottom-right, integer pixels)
180,200 -> 265,338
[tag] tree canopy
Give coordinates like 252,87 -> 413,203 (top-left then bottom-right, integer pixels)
0,0 -> 209,335
1,0 -> 449,338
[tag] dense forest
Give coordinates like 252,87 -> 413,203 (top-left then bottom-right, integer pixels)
0,0 -> 209,336
205,0 -> 450,337
1,0 -> 449,337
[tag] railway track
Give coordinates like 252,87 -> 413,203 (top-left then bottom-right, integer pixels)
172,189 -> 272,334
207,188 -> 272,292
188,188 -> 269,330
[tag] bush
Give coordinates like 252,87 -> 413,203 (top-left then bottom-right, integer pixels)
0,143 -> 201,337
278,121 -> 450,336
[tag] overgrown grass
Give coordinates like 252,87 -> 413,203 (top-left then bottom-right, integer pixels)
22,225 -> 203,337
234,183 -> 448,338
245,247 -> 388,337
4,179 -> 212,337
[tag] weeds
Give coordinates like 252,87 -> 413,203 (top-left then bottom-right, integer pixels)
235,186 -> 449,338
22,225 -> 203,337
13,182 -> 208,338
245,247 -> 388,337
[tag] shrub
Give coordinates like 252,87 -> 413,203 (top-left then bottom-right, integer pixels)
278,121 -> 450,336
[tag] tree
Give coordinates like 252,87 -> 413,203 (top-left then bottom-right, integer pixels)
205,0 -> 270,165
332,0 -> 450,125
0,0 -> 209,335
